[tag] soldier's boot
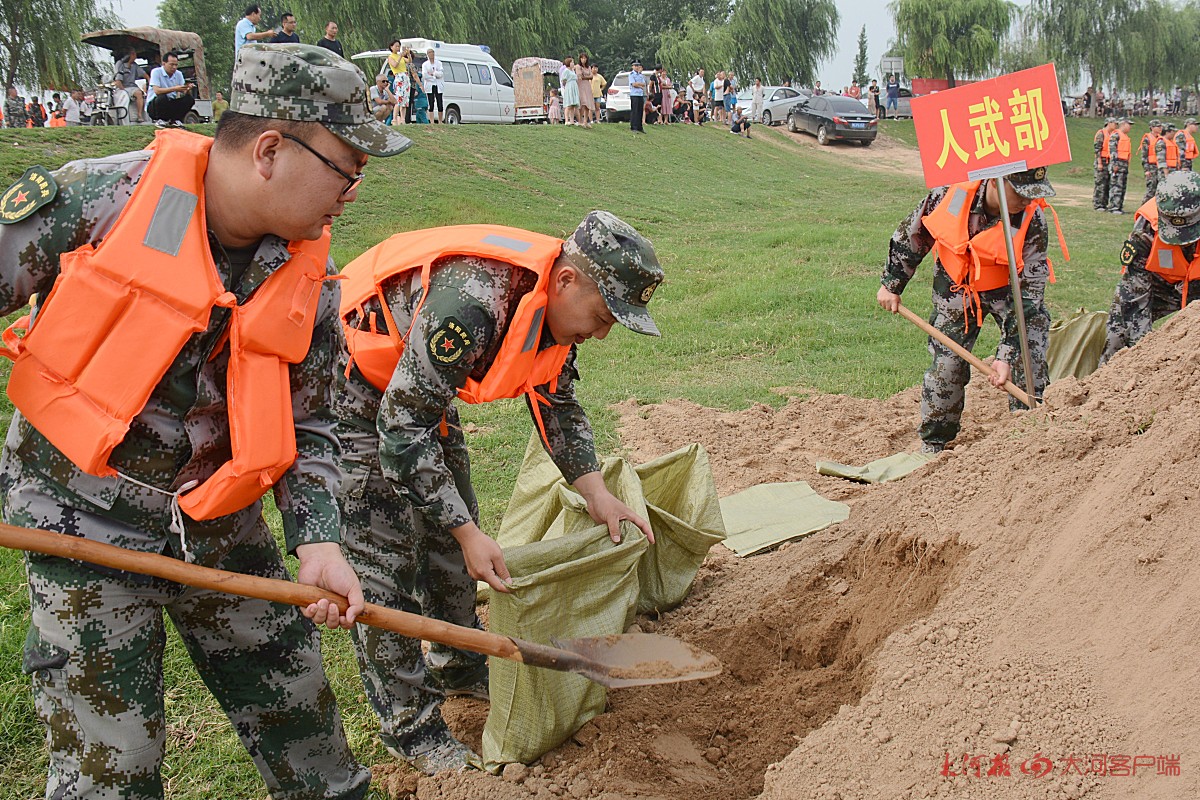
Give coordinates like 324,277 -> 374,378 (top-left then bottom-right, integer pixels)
442,673 -> 490,701
919,442 -> 945,455
388,722 -> 480,775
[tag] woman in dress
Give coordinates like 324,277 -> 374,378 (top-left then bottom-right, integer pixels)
576,53 -> 595,128
559,56 -> 579,125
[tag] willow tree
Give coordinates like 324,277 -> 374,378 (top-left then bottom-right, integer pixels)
657,16 -> 733,83
0,0 -> 118,90
1028,0 -> 1141,90
729,0 -> 838,85
889,0 -> 1015,87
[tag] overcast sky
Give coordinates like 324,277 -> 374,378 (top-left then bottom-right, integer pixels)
113,0 -> 899,86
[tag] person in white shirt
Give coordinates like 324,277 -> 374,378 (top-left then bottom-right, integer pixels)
421,48 -> 445,123
63,90 -> 82,126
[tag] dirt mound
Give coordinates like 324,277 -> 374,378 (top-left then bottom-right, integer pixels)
383,309 -> 1200,799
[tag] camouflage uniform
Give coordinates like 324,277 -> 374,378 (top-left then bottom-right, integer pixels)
1176,122 -> 1197,172
882,173 -> 1054,449
1102,171 -> 1200,363
1141,124 -> 1162,203
1109,126 -> 1131,213
4,45 -> 410,800
1093,121 -> 1113,210
1155,125 -> 1177,184
4,94 -> 27,128
336,213 -> 662,770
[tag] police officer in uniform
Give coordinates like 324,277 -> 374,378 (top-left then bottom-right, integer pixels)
1109,117 -> 1134,214
1094,116 -> 1117,210
876,168 -> 1062,453
334,212 -> 661,773
1101,171 -> 1200,363
1176,118 -> 1199,172
0,44 -> 411,799
1141,118 -> 1164,202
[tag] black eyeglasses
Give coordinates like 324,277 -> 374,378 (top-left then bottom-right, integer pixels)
280,133 -> 365,197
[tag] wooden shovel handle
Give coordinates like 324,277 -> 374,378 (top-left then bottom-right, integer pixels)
0,522 -> 523,662
895,303 -> 1034,407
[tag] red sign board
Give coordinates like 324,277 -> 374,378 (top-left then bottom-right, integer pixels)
910,64 -> 1071,188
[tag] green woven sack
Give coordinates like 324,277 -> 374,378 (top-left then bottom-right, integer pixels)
481,525 -> 647,771
1047,308 -> 1108,382
633,444 -> 727,614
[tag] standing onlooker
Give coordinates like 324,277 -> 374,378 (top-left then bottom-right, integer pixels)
369,75 -> 397,122
711,70 -> 725,123
316,21 -> 343,58
656,65 -> 672,124
386,39 -> 406,89
629,59 -> 646,133
690,69 -> 705,125
235,5 -> 274,54
868,78 -> 881,118
4,87 -> 26,128
113,47 -> 147,124
63,89 -> 82,126
1083,86 -> 1093,117
813,80 -> 825,95
591,66 -> 606,120
577,53 -> 595,128
1173,86 -> 1183,115
722,71 -> 736,119
391,45 -> 411,125
421,48 -> 445,123
404,53 -> 421,123
751,77 -> 764,123
272,12 -> 300,43
848,81 -> 861,99
559,56 -> 579,126
885,73 -> 900,117
146,51 -> 195,126
212,90 -> 229,121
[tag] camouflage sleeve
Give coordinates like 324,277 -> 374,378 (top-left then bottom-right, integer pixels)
274,263 -> 344,553
1109,132 -> 1121,161
376,272 -> 500,531
1119,219 -> 1154,274
1094,131 -> 1103,158
996,209 -> 1050,366
528,346 -> 599,483
0,156 -> 140,314
881,187 -> 945,295
1177,132 -> 1192,169
1140,136 -> 1152,171
1156,138 -> 1168,169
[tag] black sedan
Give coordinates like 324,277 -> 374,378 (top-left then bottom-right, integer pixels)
786,95 -> 878,145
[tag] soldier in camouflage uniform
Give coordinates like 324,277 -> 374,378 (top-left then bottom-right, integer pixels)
877,169 -> 1057,453
1155,123 -> 1178,183
1,45 -> 411,799
1109,118 -> 1133,214
334,211 -> 661,773
1141,118 -> 1164,203
1101,171 -> 1200,364
1094,117 -> 1116,210
1176,118 -> 1198,172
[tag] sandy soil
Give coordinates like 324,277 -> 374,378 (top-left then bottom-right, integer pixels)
373,307 -> 1200,800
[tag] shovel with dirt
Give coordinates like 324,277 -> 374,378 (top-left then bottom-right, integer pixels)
0,522 -> 721,689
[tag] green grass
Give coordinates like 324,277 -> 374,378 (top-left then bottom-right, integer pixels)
0,119 -> 1141,797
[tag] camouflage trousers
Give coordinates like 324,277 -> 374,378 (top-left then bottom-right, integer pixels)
1143,168 -> 1159,203
6,459 -> 369,800
919,271 -> 1050,448
1093,158 -> 1110,209
1100,266 -> 1199,364
1108,163 -> 1129,212
336,405 -> 487,757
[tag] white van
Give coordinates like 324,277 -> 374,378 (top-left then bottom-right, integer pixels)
352,39 -> 515,124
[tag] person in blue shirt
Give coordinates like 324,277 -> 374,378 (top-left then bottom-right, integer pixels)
146,51 -> 195,126
628,60 -> 647,133
236,5 -> 275,54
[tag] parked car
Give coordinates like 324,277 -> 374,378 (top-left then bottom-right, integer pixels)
787,95 -> 878,145
880,86 -> 916,118
605,71 -> 631,122
733,85 -> 808,126
352,39 -> 515,124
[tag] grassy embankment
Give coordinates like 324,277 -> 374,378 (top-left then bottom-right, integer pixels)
0,118 -> 1138,798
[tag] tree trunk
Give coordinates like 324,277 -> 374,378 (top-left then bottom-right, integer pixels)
946,68 -> 956,89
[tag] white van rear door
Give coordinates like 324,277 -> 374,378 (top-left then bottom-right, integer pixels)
442,60 -> 472,121
492,65 -> 516,123
468,63 -> 502,122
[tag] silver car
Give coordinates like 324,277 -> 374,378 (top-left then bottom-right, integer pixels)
734,85 -> 808,126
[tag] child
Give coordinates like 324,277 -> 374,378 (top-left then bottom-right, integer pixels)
411,80 -> 430,124
547,87 -> 563,123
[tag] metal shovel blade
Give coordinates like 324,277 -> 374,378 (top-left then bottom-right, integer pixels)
513,632 -> 723,689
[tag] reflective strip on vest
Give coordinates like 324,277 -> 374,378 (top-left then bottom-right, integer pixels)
1160,250 -> 1175,271
481,233 -> 535,252
143,186 -> 198,256
946,187 -> 968,217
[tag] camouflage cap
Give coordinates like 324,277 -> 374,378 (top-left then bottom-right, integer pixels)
1156,171 -> 1200,246
1188,118 -> 1199,127
230,43 -> 411,158
1164,122 -> 1177,132
1150,118 -> 1163,128
1005,165 -> 1055,200
560,211 -> 664,336
1105,116 -> 1117,125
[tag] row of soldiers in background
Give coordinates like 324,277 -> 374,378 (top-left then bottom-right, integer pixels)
1094,117 -> 1200,214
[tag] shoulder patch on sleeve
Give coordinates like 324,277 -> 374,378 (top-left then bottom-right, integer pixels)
426,315 -> 476,367
1120,240 -> 1139,266
0,166 -> 57,224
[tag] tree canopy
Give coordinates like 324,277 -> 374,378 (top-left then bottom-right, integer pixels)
729,0 -> 839,85
853,24 -> 869,86
0,0 -> 119,91
889,0 -> 1015,87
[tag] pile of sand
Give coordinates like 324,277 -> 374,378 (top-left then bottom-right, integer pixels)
384,308 -> 1200,799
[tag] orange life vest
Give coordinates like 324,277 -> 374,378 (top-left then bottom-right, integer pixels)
1143,132 -> 1160,165
0,129 -> 333,521
922,180 -> 1068,326
1135,199 -> 1200,307
1183,131 -> 1199,161
48,115 -> 65,128
1164,136 -> 1179,168
1096,128 -> 1111,159
1115,131 -> 1132,161
340,225 -> 572,445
